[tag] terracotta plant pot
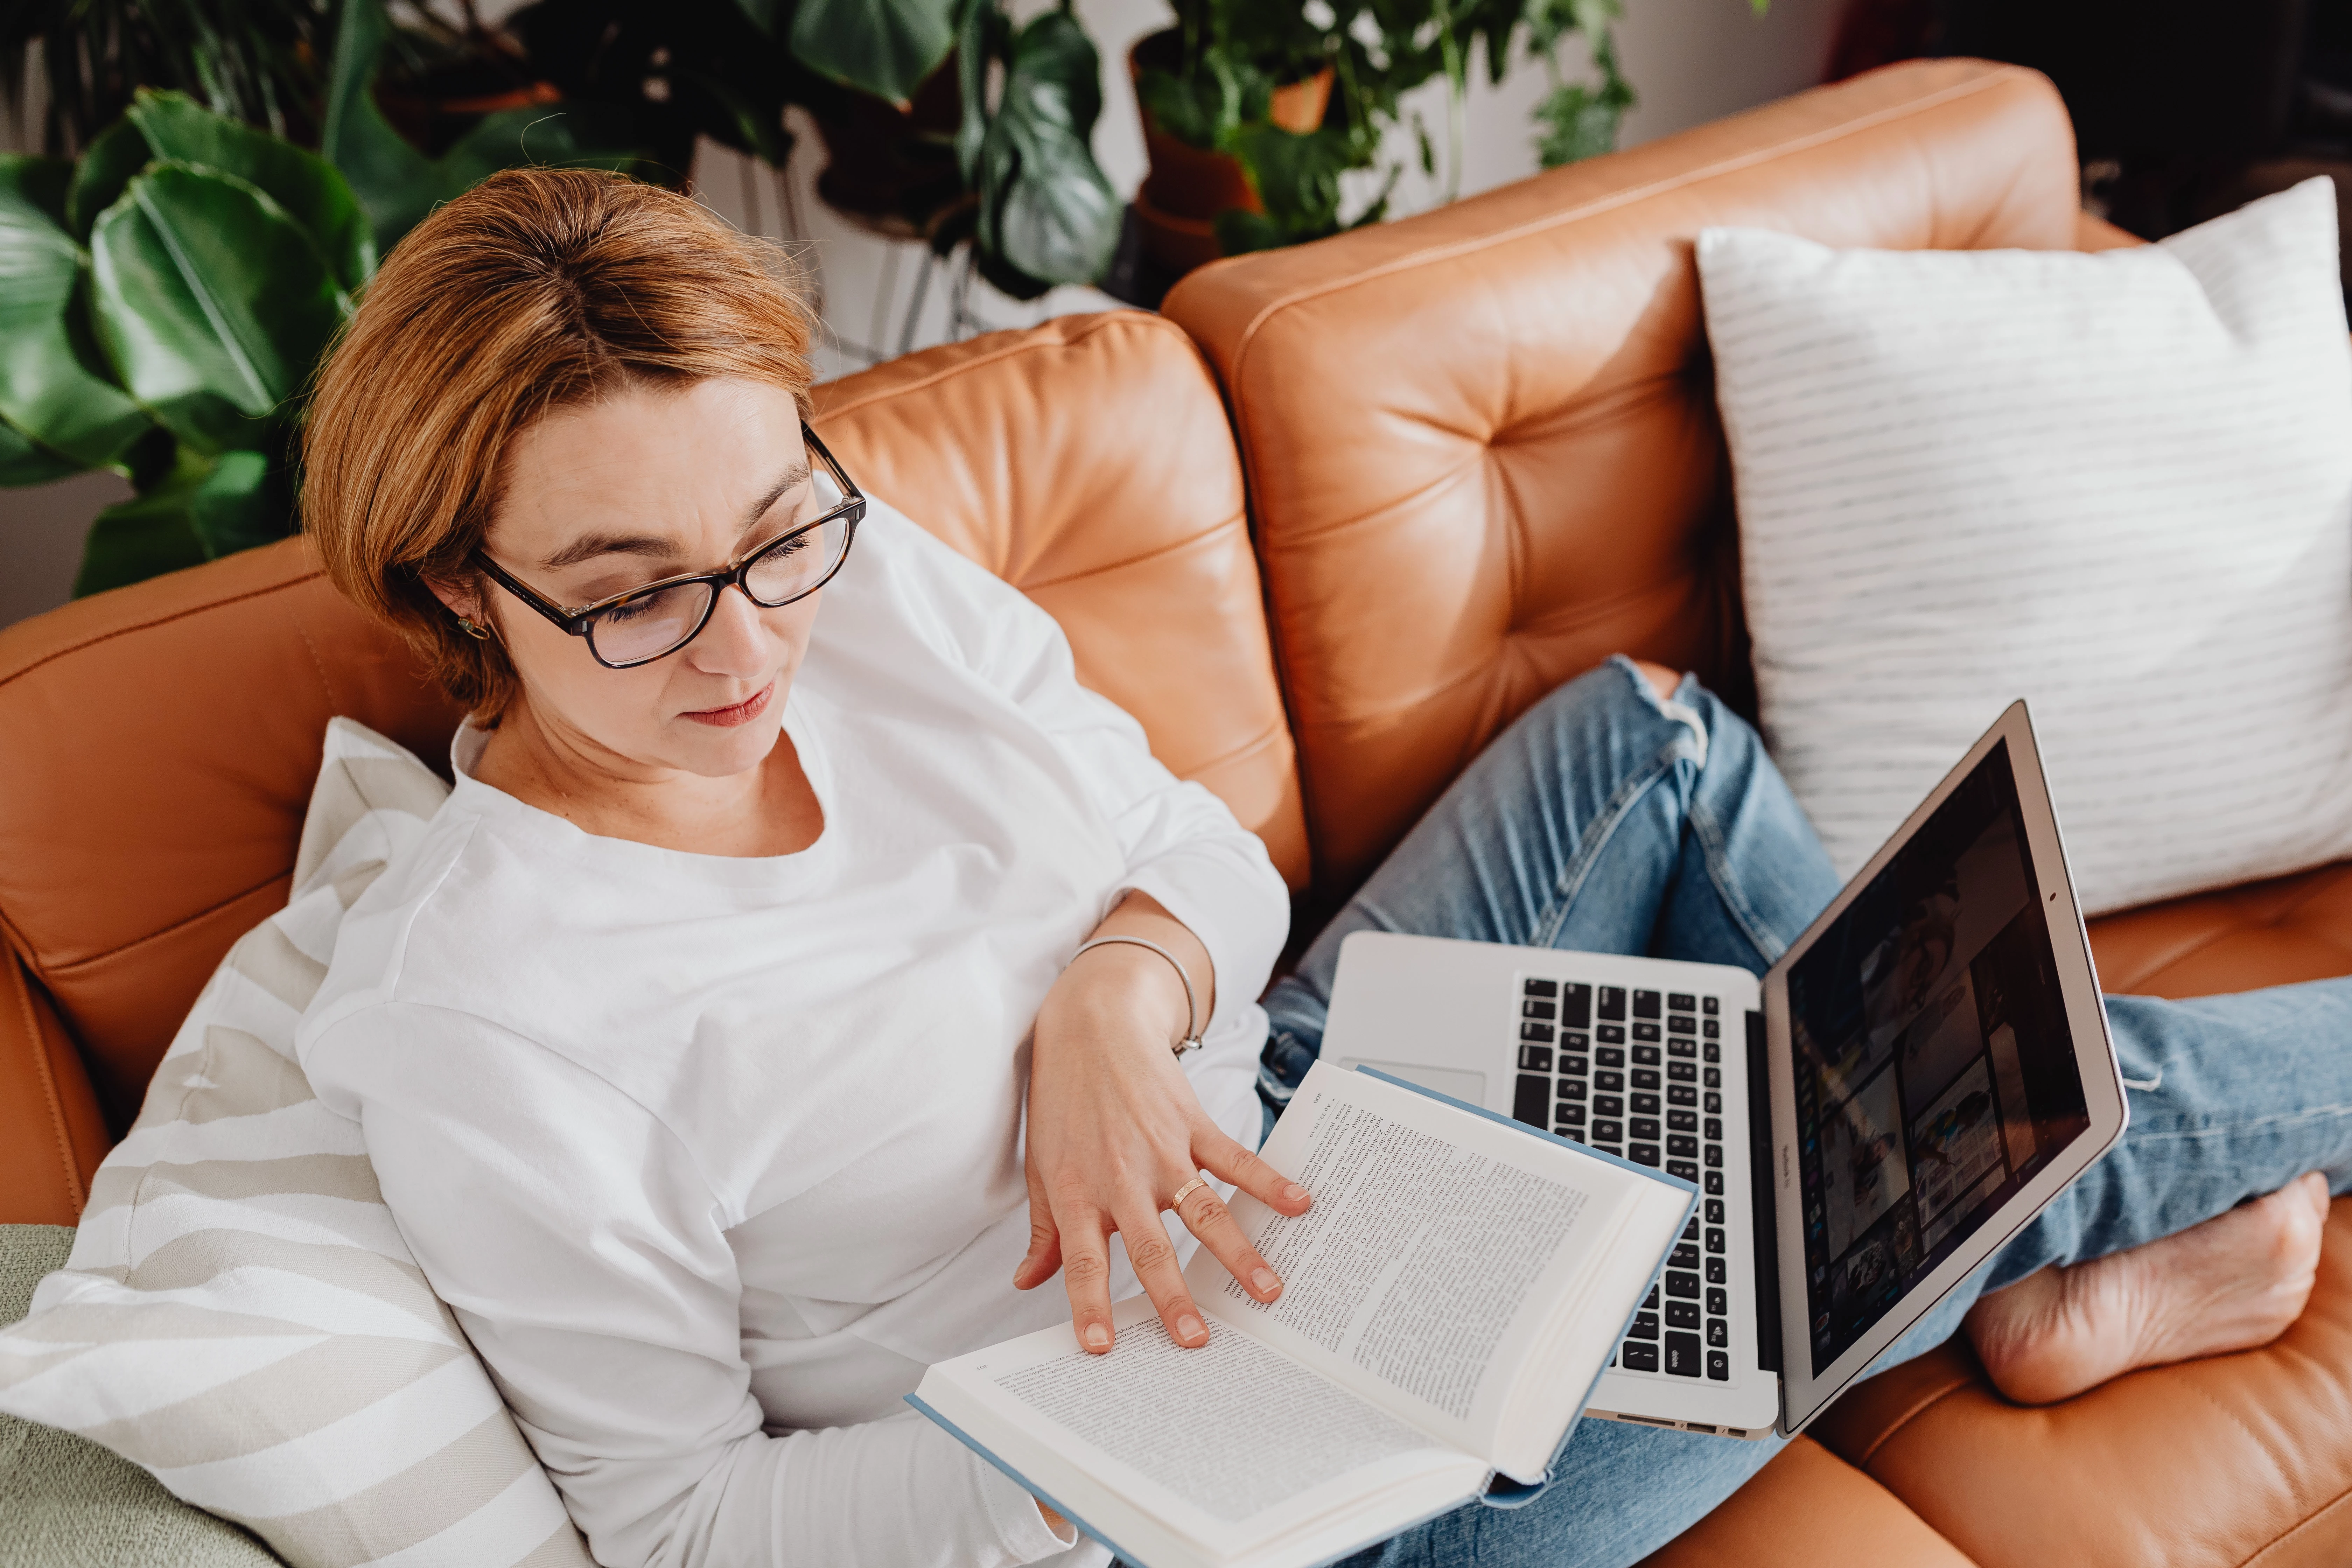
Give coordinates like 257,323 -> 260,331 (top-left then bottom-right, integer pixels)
1129,30 -> 1333,278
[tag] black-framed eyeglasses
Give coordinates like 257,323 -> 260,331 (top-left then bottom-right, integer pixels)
473,422 -> 865,670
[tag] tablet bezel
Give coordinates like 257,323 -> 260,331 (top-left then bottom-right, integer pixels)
1763,700 -> 2128,1437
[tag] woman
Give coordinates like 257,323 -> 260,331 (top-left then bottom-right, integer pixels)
298,169 -> 2341,1568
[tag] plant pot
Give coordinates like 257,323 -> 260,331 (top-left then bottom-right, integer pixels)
1128,30 -> 1333,278
806,64 -> 967,241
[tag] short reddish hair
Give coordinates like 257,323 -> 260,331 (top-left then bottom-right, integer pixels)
302,167 -> 817,720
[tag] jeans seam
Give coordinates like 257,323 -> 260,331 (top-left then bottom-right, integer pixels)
1532,748 -> 1688,950
1687,786 -> 1783,967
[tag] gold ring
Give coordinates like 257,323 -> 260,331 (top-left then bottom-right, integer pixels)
1170,1176 -> 1211,1210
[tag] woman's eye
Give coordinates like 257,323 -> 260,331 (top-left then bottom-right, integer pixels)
603,596 -> 660,624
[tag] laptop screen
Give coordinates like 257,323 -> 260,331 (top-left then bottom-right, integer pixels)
1785,738 -> 2092,1377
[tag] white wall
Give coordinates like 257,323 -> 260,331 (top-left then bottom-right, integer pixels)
1,0 -> 1840,626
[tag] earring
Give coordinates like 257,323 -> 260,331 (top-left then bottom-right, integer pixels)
455,614 -> 490,640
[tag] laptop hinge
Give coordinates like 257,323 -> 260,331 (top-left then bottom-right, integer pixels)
1746,1009 -> 1782,1374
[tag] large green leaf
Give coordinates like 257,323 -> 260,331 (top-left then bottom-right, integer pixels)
89,162 -> 349,455
972,9 -> 1118,291
66,119 -> 154,241
791,0 -> 957,106
72,446 -> 214,597
186,448 -> 286,558
127,90 -> 377,292
0,412 -> 80,486
0,155 -> 158,471
324,0 -> 659,255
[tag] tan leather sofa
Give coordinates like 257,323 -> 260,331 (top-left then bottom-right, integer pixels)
3,55 -> 2347,1567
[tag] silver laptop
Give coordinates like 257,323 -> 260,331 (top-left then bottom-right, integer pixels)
1318,701 -> 2128,1438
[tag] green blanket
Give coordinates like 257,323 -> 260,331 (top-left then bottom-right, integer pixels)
0,1225 -> 284,1567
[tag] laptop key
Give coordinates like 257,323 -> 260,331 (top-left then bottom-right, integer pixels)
1592,1095 -> 1622,1116
1645,1286 -> 1660,1309
1621,1342 -> 1660,1373
1631,1118 -> 1661,1140
1597,1024 -> 1626,1045
1632,990 -> 1661,1019
1668,992 -> 1695,1012
1703,1018 -> 1721,1037
1667,1134 -> 1698,1158
1629,1143 -> 1661,1166
1683,1217 -> 1700,1240
1664,1271 -> 1700,1298
1558,1079 -> 1588,1101
1519,1044 -> 1553,1071
1702,997 -> 1719,1014
1705,1199 -> 1724,1224
1522,999 -> 1556,1021
1670,1243 -> 1699,1269
1520,1021 -> 1554,1043
1598,986 -> 1627,1021
1523,978 -> 1558,998
1706,1259 -> 1726,1285
1667,1038 -> 1696,1059
1664,1332 -> 1702,1376
1704,1171 -> 1724,1195
1668,1085 -> 1697,1106
1632,1044 -> 1661,1066
1666,1160 -> 1698,1181
1704,1144 -> 1723,1168
1665,1300 -> 1701,1329
1703,1041 -> 1721,1063
1705,1227 -> 1725,1253
1629,1311 -> 1659,1339
1595,1067 -> 1624,1088
1632,1093 -> 1662,1114
1704,1091 -> 1721,1112
1704,1118 -> 1722,1140
1668,1013 -> 1696,1035
1707,1288 -> 1728,1316
1561,1054 -> 1590,1076
1513,1075 -> 1551,1127
1561,984 -> 1592,1028
1555,1104 -> 1586,1127
1707,1351 -> 1730,1381
1705,1318 -> 1728,1348
1667,1109 -> 1697,1131
1632,1068 -> 1661,1089
1554,1127 -> 1584,1143
1592,1120 -> 1623,1142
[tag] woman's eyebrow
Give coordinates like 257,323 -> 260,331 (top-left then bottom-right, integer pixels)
536,460 -> 815,571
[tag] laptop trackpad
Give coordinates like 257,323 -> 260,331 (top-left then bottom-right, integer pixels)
1327,1058 -> 1488,1107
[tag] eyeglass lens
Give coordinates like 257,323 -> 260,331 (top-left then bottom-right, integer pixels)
584,468 -> 852,666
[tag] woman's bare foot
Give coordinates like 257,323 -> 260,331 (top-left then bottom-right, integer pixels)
1963,1172 -> 2331,1406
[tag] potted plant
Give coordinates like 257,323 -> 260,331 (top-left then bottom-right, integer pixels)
1129,0 -> 1654,279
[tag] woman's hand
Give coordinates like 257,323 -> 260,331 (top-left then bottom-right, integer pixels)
1015,892 -> 1312,1352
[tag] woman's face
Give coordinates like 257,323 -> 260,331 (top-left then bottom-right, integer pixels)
457,377 -> 826,780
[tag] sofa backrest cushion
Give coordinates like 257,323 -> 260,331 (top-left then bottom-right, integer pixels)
0,309 -> 1303,1154
1163,58 -> 2084,903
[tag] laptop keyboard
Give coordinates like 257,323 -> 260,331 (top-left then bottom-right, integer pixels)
1513,979 -> 1733,1382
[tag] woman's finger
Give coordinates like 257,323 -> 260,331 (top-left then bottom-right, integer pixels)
1197,1130 -> 1312,1216
1056,1204 -> 1118,1353
1117,1198 -> 1209,1348
1012,1157 -> 1062,1292
1172,1181 -> 1284,1303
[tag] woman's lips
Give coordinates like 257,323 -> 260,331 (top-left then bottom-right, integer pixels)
681,681 -> 775,728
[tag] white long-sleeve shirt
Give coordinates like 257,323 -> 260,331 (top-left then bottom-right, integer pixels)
298,502 -> 1290,1567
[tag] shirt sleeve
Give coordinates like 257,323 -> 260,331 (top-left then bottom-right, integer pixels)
896,512 -> 1292,1036
304,1002 -> 1076,1568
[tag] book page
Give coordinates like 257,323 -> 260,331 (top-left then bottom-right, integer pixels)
920,1292 -> 1483,1566
1192,1063 -> 1639,1452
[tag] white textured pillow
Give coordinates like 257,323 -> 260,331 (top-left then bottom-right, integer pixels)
0,720 -> 592,1568
1700,177 -> 2352,915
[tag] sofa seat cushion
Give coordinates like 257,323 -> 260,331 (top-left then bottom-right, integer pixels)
1635,1436 -> 1973,1567
2086,860 -> 2352,999
1808,1196 -> 2352,1568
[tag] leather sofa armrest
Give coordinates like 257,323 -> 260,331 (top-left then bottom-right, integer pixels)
0,938 -> 107,1224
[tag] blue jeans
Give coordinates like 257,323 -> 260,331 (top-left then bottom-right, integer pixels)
1253,658 -> 2352,1568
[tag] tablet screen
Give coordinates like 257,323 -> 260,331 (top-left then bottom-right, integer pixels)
1785,739 -> 2092,1377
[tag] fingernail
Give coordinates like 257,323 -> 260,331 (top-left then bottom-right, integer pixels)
1251,1267 -> 1280,1295
1282,1183 -> 1308,1203
1177,1314 -> 1206,1343
1083,1323 -> 1111,1351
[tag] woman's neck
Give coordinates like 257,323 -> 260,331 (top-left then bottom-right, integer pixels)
470,698 -> 825,858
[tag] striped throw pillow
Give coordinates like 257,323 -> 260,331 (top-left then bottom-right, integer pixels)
0,719 -> 592,1568
1699,177 -> 2352,915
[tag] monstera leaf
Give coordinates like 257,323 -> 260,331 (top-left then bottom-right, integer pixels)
89,162 -> 349,455
71,446 -> 285,597
0,413 -> 80,486
785,0 -> 958,106
127,91 -> 376,291
65,119 -> 154,240
958,4 -> 1118,296
0,156 -> 156,474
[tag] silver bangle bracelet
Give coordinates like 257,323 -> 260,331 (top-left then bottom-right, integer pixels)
1066,936 -> 1204,1057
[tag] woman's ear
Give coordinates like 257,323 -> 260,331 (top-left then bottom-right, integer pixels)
423,572 -> 483,623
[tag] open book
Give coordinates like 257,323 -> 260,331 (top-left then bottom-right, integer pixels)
910,1062 -> 1695,1568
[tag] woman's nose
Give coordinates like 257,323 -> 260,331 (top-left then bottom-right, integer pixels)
687,582 -> 776,676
